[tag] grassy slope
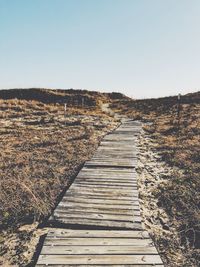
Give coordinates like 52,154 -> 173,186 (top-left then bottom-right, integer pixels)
111,92 -> 200,266
0,88 -> 124,266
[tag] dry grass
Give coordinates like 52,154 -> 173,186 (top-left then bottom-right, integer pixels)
0,89 -> 120,266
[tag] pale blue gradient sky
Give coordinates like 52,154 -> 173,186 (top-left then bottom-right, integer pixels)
0,0 -> 200,98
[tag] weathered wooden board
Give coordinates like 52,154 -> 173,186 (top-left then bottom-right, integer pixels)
36,120 -> 163,266
55,202 -> 140,211
49,218 -> 141,229
68,190 -> 138,198
40,245 -> 158,255
78,170 -> 137,174
44,237 -> 153,246
57,202 -> 140,212
74,181 -> 138,187
46,229 -> 149,238
37,254 -> 163,265
53,211 -> 141,222
70,185 -> 137,193
75,178 -> 137,183
56,206 -> 141,216
62,196 -> 138,204
66,190 -> 139,198
56,206 -> 140,216
37,265 -> 164,267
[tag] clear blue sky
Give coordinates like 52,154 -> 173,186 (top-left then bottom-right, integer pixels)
0,0 -> 200,98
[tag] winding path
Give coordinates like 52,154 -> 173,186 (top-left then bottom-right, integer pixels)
36,119 -> 163,266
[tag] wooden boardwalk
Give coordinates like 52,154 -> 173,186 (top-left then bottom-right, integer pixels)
36,120 -> 163,266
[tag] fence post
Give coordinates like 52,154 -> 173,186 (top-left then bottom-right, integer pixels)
64,103 -> 67,125
177,93 -> 181,134
177,94 -> 181,116
64,103 -> 67,117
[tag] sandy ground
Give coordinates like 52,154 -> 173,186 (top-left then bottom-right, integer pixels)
136,126 -> 197,267
0,223 -> 48,267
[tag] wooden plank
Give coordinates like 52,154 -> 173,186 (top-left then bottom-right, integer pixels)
61,194 -> 139,202
78,170 -> 137,175
62,196 -> 138,205
53,213 -> 142,224
69,189 -> 137,196
40,245 -> 158,255
67,191 -> 139,199
74,181 -> 138,185
76,174 -> 137,179
93,153 -> 136,156
85,159 -> 137,163
57,201 -> 140,209
53,208 -> 141,222
103,137 -> 136,139
82,172 -> 137,176
75,178 -> 137,184
56,206 -> 141,216
77,176 -> 137,180
85,160 -> 137,163
80,171 -> 136,174
37,265 -> 164,267
65,193 -> 138,200
68,189 -> 138,196
74,182 -> 138,187
92,155 -> 137,158
53,211 -> 135,222
86,155 -> 136,157
81,168 -> 136,172
94,150 -> 136,152
44,238 -> 152,246
70,184 -> 138,191
57,203 -> 140,212
92,151 -> 136,153
68,189 -> 138,198
46,229 -> 149,238
50,218 -> 141,229
84,164 -> 136,168
84,160 -> 136,163
90,160 -> 137,162
77,177 -> 137,181
76,176 -> 137,180
76,175 -> 137,180
36,254 -> 163,265
66,191 -> 138,199
99,143 -> 135,147
78,169 -> 137,174
84,162 -> 137,166
79,172 -> 137,176
92,156 -> 137,158
72,178 -> 137,185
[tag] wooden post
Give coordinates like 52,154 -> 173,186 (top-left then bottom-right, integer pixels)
177,93 -> 181,134
177,94 -> 181,116
64,103 -> 67,117
64,103 -> 67,125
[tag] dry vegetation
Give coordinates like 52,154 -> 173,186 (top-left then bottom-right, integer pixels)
0,88 -> 121,266
111,92 -> 200,266
1,88 -> 199,266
